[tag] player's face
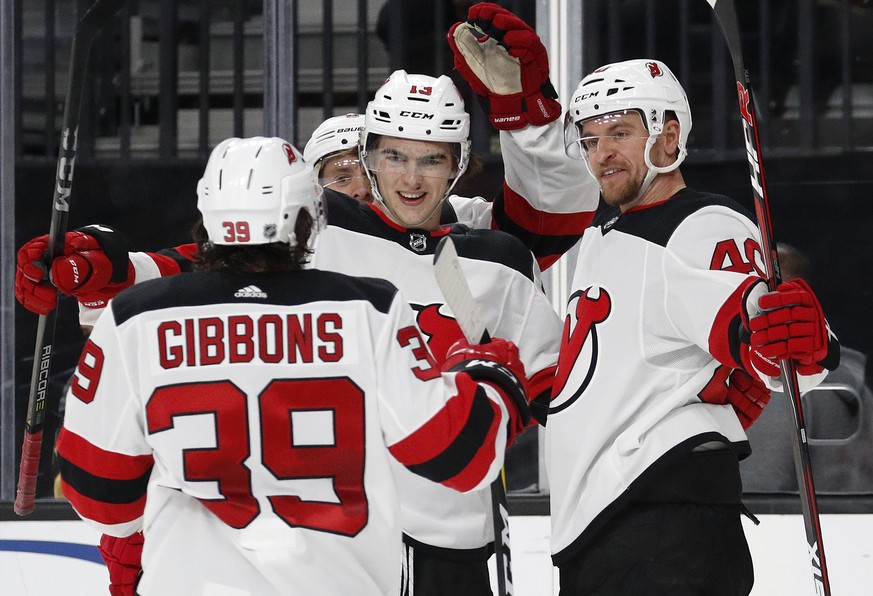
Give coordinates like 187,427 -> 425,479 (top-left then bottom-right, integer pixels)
580,110 -> 653,209
367,137 -> 457,230
319,149 -> 373,203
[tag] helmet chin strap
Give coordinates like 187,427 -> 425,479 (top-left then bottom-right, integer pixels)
636,134 -> 687,202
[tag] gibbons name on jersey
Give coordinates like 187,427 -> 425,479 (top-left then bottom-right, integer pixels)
157,312 -> 343,368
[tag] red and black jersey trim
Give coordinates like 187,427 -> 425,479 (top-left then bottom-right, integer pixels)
110,268 -> 400,325
391,374 -> 503,491
491,193 -> 584,271
57,427 -> 153,525
401,385 -> 497,483
604,188 -> 756,247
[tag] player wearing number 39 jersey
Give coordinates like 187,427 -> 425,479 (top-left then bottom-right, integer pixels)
56,137 -> 531,596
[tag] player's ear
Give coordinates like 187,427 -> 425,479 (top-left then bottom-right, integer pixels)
661,119 -> 682,157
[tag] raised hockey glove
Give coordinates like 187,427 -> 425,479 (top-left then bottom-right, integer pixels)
748,279 -> 839,376
443,337 -> 530,443
448,2 -> 561,130
98,531 -> 143,596
725,369 -> 771,429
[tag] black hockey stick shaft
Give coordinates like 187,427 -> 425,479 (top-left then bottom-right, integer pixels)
706,1 -> 831,593
433,237 -> 513,596
14,0 -> 125,516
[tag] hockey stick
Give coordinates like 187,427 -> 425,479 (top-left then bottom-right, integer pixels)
706,1 -> 831,593
433,236 -> 513,596
14,0 -> 125,516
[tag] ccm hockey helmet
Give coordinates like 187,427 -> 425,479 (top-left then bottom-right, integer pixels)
564,59 -> 692,185
197,137 -> 326,247
303,113 -> 366,176
360,70 -> 471,208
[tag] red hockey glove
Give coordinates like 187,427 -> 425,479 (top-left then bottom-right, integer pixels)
15,236 -> 58,315
725,369 -> 771,429
98,531 -> 143,596
15,225 -> 134,315
749,279 -> 837,376
448,2 -> 561,130
443,337 -> 530,443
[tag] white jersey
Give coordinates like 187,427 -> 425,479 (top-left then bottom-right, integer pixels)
71,119 -> 584,556
313,194 -> 562,553
58,268 -> 519,595
496,188 -> 830,562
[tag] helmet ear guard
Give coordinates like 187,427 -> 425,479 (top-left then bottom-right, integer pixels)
197,137 -> 326,248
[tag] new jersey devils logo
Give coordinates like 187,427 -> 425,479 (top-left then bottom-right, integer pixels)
282,143 -> 297,164
550,287 -> 612,414
646,61 -> 663,78
413,303 -> 464,362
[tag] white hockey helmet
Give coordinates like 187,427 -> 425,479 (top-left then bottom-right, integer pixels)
360,70 -> 471,208
197,137 -> 326,247
303,113 -> 366,176
564,59 -> 692,193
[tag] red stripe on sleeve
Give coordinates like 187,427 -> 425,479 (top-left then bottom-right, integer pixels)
440,400 -> 502,492
57,427 -> 154,481
503,183 -> 595,236
389,381 -> 476,466
528,364 -> 557,403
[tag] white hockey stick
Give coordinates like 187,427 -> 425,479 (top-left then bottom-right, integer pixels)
706,1 -> 831,593
433,236 -> 513,596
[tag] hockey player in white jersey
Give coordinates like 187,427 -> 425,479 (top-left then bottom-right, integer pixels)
16,6 -> 585,593
56,136 -> 533,596
17,73 -> 567,596
303,112 -> 373,203
492,57 -> 840,595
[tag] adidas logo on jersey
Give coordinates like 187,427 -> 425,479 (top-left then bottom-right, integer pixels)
234,285 -> 267,298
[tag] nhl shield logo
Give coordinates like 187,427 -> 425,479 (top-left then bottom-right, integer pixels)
409,232 -> 428,252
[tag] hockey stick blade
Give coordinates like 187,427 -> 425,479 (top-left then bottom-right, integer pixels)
707,1 -> 832,594
14,0 -> 126,517
433,236 -> 514,596
433,237 -> 489,344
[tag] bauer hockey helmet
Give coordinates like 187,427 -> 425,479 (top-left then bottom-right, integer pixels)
197,137 -> 326,247
360,70 -> 471,209
564,59 -> 692,196
303,113 -> 366,177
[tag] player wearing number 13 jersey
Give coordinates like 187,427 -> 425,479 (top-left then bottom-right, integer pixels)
56,137 -> 532,596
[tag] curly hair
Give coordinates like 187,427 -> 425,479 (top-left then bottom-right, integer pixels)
192,210 -> 315,273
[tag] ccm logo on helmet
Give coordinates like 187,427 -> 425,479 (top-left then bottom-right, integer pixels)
646,61 -> 663,78
574,91 -> 599,102
398,111 -> 435,120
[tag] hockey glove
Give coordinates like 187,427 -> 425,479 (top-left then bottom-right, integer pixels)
448,2 -> 561,130
725,369 -> 771,429
443,337 -> 530,443
15,225 -> 134,315
748,279 -> 839,376
98,531 -> 143,596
